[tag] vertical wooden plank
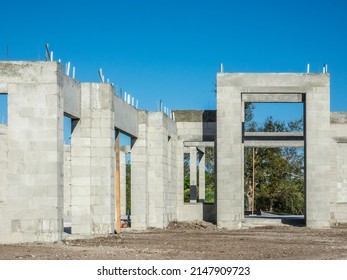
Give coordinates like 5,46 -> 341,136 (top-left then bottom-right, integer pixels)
252,147 -> 255,215
115,131 -> 121,234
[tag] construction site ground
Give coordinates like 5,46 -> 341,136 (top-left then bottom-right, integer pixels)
1,221 -> 347,260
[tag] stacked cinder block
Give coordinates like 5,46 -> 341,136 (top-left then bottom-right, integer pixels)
70,83 -> 115,235
330,113 -> 347,224
131,111 -> 177,229
63,145 -> 71,219
216,73 -> 332,229
0,62 -> 65,243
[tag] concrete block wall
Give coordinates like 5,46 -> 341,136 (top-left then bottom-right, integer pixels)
64,145 -> 71,219
216,75 -> 243,229
131,111 -> 149,229
330,114 -> 347,224
0,62 -> 64,243
0,125 -> 8,238
0,125 -> 7,205
70,83 -> 115,235
131,111 -> 177,229
120,149 -> 127,216
216,73 -> 332,229
305,75 -> 331,228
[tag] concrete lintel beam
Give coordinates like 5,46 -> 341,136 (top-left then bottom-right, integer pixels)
184,141 -> 215,148
0,83 -> 8,93
242,93 -> 303,103
244,140 -> 304,147
243,132 -> 304,141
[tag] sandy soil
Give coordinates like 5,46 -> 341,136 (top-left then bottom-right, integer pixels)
1,221 -> 347,260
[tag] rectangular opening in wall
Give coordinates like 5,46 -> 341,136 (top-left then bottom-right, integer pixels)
183,152 -> 190,203
0,94 -> 8,125
116,132 -> 132,228
244,146 -> 305,224
64,114 -> 79,145
204,147 -> 215,203
243,98 -> 306,226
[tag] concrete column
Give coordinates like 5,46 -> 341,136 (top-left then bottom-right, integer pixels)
4,63 -> 65,243
216,75 -> 243,229
305,76 -> 331,228
131,111 -> 177,229
71,83 -> 115,235
198,147 -> 205,202
131,111 -> 149,230
63,145 -> 72,222
0,125 -> 8,206
120,150 -> 127,217
189,147 -> 197,203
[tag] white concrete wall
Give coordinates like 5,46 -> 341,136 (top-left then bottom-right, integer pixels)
70,83 -> 115,235
131,111 -> 177,229
0,125 -> 8,237
330,116 -> 347,224
64,145 -> 71,219
216,73 -> 332,229
62,75 -> 81,119
0,61 -> 64,243
114,95 -> 138,138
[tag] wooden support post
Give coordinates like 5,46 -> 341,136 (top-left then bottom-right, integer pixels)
252,147 -> 255,215
115,131 -> 121,234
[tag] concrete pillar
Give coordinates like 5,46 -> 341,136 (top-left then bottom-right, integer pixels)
4,63 -> 65,242
131,112 -> 149,230
305,76 -> 331,228
216,75 -> 247,229
71,83 -> 115,235
198,147 -> 205,202
131,111 -> 177,229
63,145 -> 72,222
189,147 -> 197,203
120,150 -> 127,217
0,125 -> 8,206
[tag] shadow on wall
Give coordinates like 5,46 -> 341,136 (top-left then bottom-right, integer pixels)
202,110 -> 216,141
203,202 -> 216,224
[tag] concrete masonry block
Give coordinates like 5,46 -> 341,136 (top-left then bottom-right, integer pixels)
71,177 -> 90,186
71,147 -> 90,157
72,224 -> 91,235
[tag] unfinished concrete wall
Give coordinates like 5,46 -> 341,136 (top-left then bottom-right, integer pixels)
216,73 -> 332,229
330,113 -> 347,224
70,83 -> 115,235
0,61 -> 64,243
120,149 -> 127,217
0,124 -> 8,237
63,76 -> 81,119
305,74 -> 331,228
114,96 -> 138,137
131,111 -> 177,229
64,145 -> 71,220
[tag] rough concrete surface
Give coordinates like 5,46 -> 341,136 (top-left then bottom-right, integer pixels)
1,222 -> 347,260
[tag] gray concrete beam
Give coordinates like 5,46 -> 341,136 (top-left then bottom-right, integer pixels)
114,95 -> 138,138
243,141 -> 304,147
63,75 -> 81,119
184,141 -> 215,147
242,93 -> 303,103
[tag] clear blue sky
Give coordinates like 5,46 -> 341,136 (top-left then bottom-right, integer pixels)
1,0 -> 347,132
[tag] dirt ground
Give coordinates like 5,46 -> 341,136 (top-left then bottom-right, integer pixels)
1,221 -> 347,260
